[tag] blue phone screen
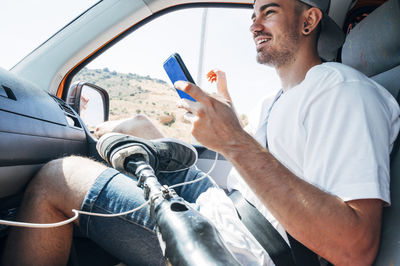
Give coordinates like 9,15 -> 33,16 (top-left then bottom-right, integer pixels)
163,55 -> 196,102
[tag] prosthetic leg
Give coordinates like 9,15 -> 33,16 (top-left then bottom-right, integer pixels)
97,133 -> 241,266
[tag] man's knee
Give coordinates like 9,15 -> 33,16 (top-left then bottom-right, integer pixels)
25,156 -> 107,214
25,157 -> 66,198
29,156 -> 88,191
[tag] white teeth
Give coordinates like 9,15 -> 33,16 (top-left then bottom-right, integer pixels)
257,38 -> 269,45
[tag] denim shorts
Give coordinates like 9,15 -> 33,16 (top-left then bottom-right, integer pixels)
79,167 -> 216,265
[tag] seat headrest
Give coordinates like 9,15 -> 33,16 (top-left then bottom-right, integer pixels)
342,0 -> 400,77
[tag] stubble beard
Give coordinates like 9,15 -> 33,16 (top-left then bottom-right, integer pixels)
256,29 -> 300,68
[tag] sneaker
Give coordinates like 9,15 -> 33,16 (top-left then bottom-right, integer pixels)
97,133 -> 198,173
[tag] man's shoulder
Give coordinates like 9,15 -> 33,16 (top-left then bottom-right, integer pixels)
310,62 -> 371,85
303,62 -> 388,97
301,62 -> 399,115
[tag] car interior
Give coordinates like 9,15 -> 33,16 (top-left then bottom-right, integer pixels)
0,0 -> 399,265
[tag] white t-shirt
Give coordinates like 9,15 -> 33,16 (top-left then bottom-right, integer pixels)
218,62 -> 400,264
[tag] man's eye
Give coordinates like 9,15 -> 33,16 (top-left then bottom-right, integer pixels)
264,10 -> 275,17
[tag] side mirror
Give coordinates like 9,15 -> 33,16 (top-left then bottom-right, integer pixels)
67,82 -> 110,128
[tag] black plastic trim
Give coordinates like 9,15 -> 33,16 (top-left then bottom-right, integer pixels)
0,85 -> 16,100
0,108 -> 65,127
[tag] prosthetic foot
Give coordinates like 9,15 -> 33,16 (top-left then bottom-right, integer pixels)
96,133 -> 198,173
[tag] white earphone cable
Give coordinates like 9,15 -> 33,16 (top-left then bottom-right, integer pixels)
0,152 -> 220,229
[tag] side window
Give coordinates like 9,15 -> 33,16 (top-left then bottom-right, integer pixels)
72,7 -> 280,143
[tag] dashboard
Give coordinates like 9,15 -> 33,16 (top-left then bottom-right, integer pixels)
0,68 -> 88,199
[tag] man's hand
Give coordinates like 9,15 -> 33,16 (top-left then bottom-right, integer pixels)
176,80 -> 246,154
207,69 -> 231,102
206,69 -> 246,128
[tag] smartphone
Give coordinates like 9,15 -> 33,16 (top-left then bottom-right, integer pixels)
163,53 -> 196,102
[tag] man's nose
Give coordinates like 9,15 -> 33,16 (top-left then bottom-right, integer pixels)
249,18 -> 263,34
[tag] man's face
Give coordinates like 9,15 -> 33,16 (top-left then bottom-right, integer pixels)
251,0 -> 303,67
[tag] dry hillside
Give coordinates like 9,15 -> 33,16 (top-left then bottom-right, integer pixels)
73,68 -> 192,142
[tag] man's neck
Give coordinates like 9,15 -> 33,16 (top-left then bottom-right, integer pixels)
276,49 -> 322,92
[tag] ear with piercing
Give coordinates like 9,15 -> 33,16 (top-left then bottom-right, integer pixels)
303,22 -> 309,33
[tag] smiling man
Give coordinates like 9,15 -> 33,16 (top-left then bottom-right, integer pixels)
174,0 -> 400,264
252,1 -> 301,67
3,0 -> 400,265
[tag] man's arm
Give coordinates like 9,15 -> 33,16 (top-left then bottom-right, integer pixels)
177,81 -> 383,265
226,132 -> 382,265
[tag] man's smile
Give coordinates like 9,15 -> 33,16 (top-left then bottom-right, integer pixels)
254,36 -> 272,49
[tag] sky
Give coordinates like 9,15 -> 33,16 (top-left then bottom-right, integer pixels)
0,0 -> 281,114
1,0 -> 97,70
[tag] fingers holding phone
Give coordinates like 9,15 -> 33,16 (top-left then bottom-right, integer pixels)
175,81 -> 243,153
162,53 -> 244,151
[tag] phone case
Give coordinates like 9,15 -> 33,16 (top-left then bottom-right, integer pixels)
163,53 -> 196,102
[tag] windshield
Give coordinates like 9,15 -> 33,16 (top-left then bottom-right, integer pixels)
0,0 -> 98,70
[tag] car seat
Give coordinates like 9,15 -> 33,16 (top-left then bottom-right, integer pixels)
341,0 -> 400,264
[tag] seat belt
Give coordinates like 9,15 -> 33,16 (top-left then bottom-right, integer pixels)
235,89 -> 319,265
229,190 -> 320,266
287,234 -> 321,266
390,90 -> 400,163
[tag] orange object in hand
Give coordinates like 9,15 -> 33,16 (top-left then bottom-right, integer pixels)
206,70 -> 217,83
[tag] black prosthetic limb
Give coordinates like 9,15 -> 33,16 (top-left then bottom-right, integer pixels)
97,133 -> 241,266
